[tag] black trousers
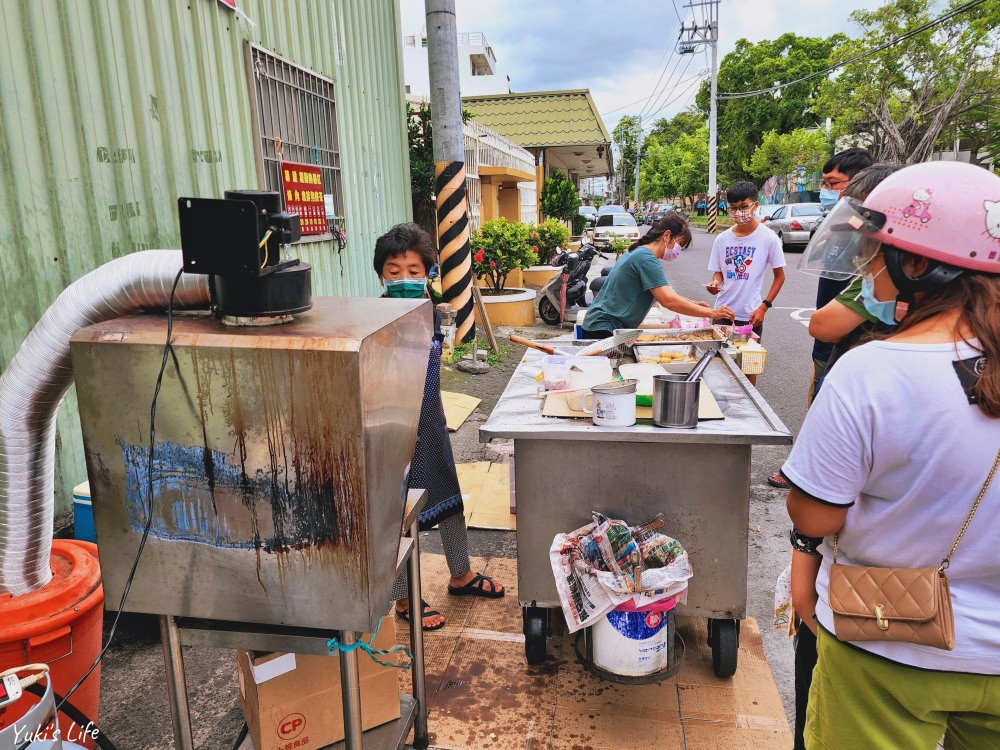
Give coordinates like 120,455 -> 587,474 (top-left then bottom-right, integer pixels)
581,328 -> 612,340
793,619 -> 818,750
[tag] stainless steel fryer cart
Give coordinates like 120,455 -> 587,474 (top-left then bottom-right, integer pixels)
480,342 -> 791,677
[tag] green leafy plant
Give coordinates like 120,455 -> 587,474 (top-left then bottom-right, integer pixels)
540,169 -> 581,222
608,235 -> 632,258
571,213 -> 588,237
530,218 -> 571,264
470,218 -> 535,293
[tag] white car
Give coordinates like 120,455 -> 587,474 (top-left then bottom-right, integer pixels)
589,212 -> 640,249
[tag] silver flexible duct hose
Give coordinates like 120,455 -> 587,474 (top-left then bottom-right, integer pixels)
0,250 -> 210,596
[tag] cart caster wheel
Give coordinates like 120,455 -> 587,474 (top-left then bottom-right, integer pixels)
708,618 -> 739,678
523,607 -> 548,665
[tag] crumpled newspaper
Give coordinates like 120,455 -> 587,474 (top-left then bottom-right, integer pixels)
550,512 -> 693,634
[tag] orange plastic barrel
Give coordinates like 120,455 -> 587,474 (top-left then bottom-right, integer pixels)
0,539 -> 104,747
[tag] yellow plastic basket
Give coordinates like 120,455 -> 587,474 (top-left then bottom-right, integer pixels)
738,348 -> 767,376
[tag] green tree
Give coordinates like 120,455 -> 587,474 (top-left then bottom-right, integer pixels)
407,103 -> 436,235
695,33 -> 845,183
648,109 -> 705,144
540,169 -> 580,222
613,115 -> 642,202
748,129 -> 829,194
531,218 -> 571,264
816,0 -> 1000,164
640,124 -> 710,202
471,218 -> 535,292
407,103 -> 473,236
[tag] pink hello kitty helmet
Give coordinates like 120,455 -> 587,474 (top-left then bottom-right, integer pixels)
800,161 -> 1000,281
864,161 -> 1000,273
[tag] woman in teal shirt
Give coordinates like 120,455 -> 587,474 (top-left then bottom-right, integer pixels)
582,216 -> 733,338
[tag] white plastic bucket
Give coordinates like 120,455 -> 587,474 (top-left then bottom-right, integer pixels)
591,605 -> 675,676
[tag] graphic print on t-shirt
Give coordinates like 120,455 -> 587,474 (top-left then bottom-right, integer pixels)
724,245 -> 756,280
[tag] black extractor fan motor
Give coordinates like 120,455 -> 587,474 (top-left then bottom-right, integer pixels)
178,190 -> 312,318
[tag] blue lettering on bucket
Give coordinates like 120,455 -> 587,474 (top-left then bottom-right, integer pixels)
606,609 -> 668,641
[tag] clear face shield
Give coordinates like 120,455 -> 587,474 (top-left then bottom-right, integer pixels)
798,198 -> 888,281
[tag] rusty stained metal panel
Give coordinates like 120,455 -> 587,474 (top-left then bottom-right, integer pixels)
0,0 -> 412,515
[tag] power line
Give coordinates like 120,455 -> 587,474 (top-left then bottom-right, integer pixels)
670,0 -> 684,25
641,43 -> 692,118
718,0 -> 989,100
644,63 -> 704,121
639,38 -> 681,118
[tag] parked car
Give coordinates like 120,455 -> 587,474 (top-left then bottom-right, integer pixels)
589,212 -> 640,249
765,203 -> 826,251
597,203 -> 627,216
755,203 -> 784,222
578,205 -> 598,226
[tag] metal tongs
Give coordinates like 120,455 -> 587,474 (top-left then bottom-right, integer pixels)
684,348 -> 717,382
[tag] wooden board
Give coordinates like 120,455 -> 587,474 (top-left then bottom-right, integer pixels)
441,390 -> 482,432
456,461 -> 516,530
541,382 -> 724,421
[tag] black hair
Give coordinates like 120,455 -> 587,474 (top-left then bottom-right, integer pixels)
726,181 -> 758,204
841,163 -> 902,201
822,148 -> 873,179
629,214 -> 692,252
373,222 -> 438,277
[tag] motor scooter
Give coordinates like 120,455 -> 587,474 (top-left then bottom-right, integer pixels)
537,244 -> 606,326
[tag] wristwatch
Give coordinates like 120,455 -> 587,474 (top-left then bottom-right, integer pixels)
761,299 -> 773,309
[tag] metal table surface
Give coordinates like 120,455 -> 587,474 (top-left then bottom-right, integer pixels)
479,342 -> 791,673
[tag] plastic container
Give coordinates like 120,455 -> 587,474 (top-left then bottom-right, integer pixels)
575,310 -> 586,339
541,355 -> 570,390
0,540 -> 105,746
72,481 -> 95,544
737,346 -> 767,376
591,599 -> 679,676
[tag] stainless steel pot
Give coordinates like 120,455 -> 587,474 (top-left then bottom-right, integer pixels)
652,374 -> 700,428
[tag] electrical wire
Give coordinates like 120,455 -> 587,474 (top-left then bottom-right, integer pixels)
643,57 -> 700,121
640,44 -> 691,120
15,268 -> 187,750
717,0 -> 989,100
258,229 -> 273,269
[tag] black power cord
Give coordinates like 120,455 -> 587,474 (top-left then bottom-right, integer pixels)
24,683 -> 118,750
16,268 -> 185,750
231,722 -> 249,750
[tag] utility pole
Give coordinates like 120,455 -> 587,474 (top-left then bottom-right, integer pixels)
632,115 -> 642,209
678,0 -> 720,232
426,0 -> 475,343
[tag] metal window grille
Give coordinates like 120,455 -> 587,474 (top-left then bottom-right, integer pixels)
246,43 -> 344,238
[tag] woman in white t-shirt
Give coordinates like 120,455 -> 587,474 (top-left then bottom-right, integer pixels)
782,161 -> 1000,749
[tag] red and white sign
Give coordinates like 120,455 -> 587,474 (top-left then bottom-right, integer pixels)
281,162 -> 327,236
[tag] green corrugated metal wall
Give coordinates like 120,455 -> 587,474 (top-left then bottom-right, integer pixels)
0,0 -> 412,517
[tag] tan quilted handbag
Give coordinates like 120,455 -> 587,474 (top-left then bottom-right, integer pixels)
828,447 -> 1000,651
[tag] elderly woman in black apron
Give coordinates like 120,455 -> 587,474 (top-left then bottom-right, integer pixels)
375,223 -> 505,630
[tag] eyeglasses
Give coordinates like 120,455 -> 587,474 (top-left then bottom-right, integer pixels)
820,177 -> 849,190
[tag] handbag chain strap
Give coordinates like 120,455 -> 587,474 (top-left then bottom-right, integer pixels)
833,446 -> 1000,569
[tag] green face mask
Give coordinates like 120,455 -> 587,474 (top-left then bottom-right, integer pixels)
384,278 -> 428,299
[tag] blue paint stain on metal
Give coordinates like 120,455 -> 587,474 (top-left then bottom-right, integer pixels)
117,436 -> 339,552
606,609 -> 669,641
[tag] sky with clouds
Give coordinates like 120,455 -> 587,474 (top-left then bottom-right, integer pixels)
399,0 -> 886,132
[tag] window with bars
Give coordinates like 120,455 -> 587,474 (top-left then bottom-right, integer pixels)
245,43 -> 344,241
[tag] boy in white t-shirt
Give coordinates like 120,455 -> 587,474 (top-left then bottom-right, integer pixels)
706,181 -> 786,372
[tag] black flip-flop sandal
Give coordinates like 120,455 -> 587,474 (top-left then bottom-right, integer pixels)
767,472 -> 790,489
395,600 -> 446,631
447,573 -> 505,599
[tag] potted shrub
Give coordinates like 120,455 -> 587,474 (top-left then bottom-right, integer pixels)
470,218 -> 538,326
531,219 -> 571,265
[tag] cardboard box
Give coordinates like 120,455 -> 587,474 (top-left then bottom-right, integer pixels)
236,620 -> 401,750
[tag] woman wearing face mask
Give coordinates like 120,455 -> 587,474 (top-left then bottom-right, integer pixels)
582,214 -> 732,338
374,223 -> 505,631
782,161 -> 1000,749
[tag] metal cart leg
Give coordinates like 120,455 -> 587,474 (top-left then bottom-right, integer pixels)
337,631 -> 364,750
407,516 -> 430,749
160,615 -> 194,750
707,618 -> 740,678
522,606 -> 548,665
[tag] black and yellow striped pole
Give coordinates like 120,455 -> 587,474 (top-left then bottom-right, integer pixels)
435,161 -> 475,343
707,194 -> 718,234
